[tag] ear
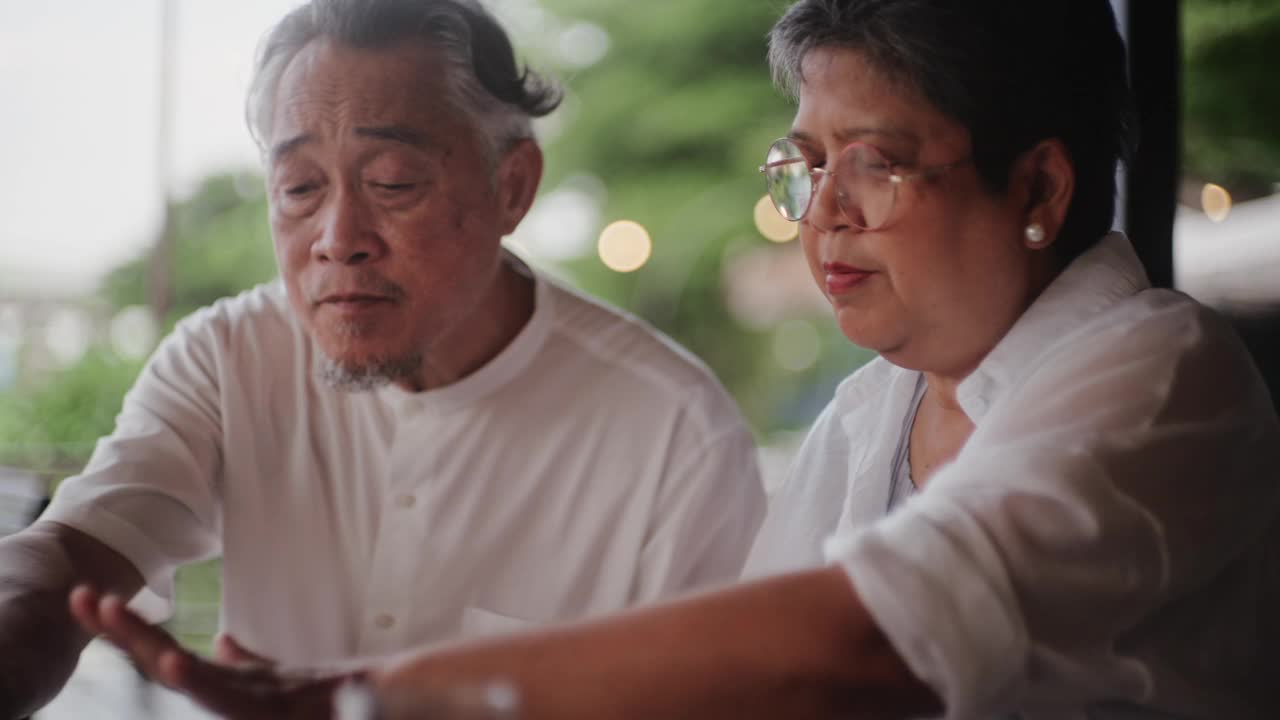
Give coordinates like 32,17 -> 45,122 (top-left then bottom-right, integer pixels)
1011,138 -> 1075,249
493,138 -> 544,236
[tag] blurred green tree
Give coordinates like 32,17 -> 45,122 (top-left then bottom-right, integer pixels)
531,0 -> 866,432
0,348 -> 144,475
1183,0 -> 1280,197
101,174 -> 276,330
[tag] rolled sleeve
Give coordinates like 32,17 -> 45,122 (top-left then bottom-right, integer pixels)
827,490 -> 1028,718
41,314 -> 226,615
825,447 -> 1166,718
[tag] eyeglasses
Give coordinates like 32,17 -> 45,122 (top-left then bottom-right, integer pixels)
759,138 -> 970,229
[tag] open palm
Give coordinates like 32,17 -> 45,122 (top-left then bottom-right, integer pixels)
68,586 -> 359,720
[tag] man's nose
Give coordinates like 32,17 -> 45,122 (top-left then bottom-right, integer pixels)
312,190 -> 385,265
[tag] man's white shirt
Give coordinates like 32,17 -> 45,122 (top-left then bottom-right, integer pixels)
46,266 -> 764,668
746,233 -> 1280,719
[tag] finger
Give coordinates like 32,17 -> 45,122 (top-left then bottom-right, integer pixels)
149,643 -> 275,718
215,633 -> 276,668
96,593 -> 190,683
68,584 -> 105,636
284,676 -> 350,720
175,651 -> 343,720
159,650 -> 264,717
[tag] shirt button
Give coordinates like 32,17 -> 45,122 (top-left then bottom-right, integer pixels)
374,613 -> 396,630
396,494 -> 417,509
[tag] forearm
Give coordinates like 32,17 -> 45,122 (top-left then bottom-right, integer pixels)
375,567 -> 940,720
0,585 -> 91,718
0,523 -> 143,718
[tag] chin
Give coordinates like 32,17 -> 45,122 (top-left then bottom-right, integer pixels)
318,340 -> 403,369
315,342 -> 423,390
835,308 -> 887,349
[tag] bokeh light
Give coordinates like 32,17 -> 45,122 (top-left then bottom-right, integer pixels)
754,195 -> 800,243
598,220 -> 653,273
558,21 -> 610,68
109,306 -> 158,360
1201,183 -> 1233,223
44,308 -> 92,368
772,319 -> 821,372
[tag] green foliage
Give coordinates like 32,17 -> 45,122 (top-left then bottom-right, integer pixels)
0,173 -> 273,475
0,348 -> 144,475
537,0 -> 837,433
1183,0 -> 1280,194
168,558 -> 224,657
101,173 -> 276,331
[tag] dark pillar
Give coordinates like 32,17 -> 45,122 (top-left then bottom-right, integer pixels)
1125,0 -> 1181,289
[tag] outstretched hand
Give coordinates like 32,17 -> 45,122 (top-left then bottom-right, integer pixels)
68,585 -> 359,720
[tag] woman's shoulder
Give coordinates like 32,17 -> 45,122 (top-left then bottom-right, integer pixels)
1006,287 -> 1271,432
1068,288 -> 1244,369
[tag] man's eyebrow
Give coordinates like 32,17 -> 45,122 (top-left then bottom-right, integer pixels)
269,126 -> 434,162
270,134 -> 315,163
354,125 -> 433,149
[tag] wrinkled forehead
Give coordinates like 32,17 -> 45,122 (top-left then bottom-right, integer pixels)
268,38 -> 458,147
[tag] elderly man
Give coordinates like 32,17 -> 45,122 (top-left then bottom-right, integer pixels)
0,0 -> 763,716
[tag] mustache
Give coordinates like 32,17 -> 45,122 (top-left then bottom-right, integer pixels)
307,269 -> 406,304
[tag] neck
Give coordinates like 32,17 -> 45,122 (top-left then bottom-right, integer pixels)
395,256 -> 535,392
920,249 -> 1064,412
920,371 -> 968,414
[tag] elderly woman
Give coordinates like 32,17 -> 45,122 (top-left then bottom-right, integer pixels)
73,0 -> 1280,718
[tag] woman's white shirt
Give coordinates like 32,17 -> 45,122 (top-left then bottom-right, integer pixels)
744,232 -> 1280,719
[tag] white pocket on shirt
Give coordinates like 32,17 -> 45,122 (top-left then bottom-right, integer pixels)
460,606 -> 537,639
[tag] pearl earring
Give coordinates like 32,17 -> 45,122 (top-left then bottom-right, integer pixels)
1025,223 -> 1047,247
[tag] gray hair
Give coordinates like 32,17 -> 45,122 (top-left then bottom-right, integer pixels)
768,0 -> 1136,265
246,0 -> 562,162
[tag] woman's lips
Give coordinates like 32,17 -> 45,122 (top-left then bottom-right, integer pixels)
823,262 -> 874,295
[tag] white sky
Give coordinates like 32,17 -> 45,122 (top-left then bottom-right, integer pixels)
0,1 -> 305,296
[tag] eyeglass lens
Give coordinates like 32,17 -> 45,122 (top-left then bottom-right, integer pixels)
762,139 -> 895,229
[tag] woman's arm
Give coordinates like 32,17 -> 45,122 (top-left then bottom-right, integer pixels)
375,567 -> 940,720
71,568 -> 940,720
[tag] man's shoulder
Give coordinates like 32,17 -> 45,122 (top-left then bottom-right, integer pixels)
169,281 -> 294,344
179,280 -> 292,331
538,279 -> 744,427
542,280 -> 720,388
157,281 -> 303,371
